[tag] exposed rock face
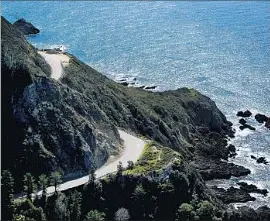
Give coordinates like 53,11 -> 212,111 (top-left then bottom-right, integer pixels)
211,186 -> 255,203
239,124 -> 256,131
120,82 -> 129,86
255,113 -> 268,123
144,85 -> 157,90
237,182 -> 268,196
226,206 -> 270,221
250,155 -> 269,164
256,157 -> 268,164
265,118 -> 270,129
239,118 -> 247,125
2,17 -> 121,186
13,18 -> 40,35
237,110 -> 252,118
193,158 -> 250,180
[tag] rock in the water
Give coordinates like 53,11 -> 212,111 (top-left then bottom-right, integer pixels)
144,85 -> 157,90
237,111 -> 244,117
120,82 -> 129,86
256,206 -> 270,221
193,158 -> 250,180
239,124 -> 255,131
251,155 -> 256,160
211,186 -> 256,203
227,144 -> 237,157
228,144 -> 236,152
13,18 -> 40,35
255,113 -> 268,123
239,125 -> 255,131
256,157 -> 268,164
265,118 -> 270,129
239,118 -> 247,125
233,206 -> 270,221
237,182 -> 268,196
237,110 -> 252,118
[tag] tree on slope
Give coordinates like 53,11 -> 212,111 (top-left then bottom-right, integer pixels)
114,207 -> 130,221
50,171 -> 62,193
38,174 -> 49,196
84,210 -> 106,221
1,170 -> 15,220
23,172 -> 37,200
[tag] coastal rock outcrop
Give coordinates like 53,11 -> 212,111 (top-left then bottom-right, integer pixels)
237,110 -> 252,118
228,206 -> 270,221
239,118 -> 247,125
239,124 -> 256,131
211,186 -> 255,203
255,113 -> 268,123
13,18 -> 40,35
237,182 -> 268,196
144,85 -> 157,90
265,118 -> 270,129
192,158 -> 250,180
250,155 -> 269,164
256,157 -> 268,164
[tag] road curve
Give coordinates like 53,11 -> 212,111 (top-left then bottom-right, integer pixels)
16,130 -> 146,198
38,51 -> 70,80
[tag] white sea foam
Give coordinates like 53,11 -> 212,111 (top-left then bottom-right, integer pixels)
33,43 -> 69,52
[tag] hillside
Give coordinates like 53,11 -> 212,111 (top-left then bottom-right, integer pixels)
3,15 -> 270,221
2,15 -> 242,187
1,17 -> 122,185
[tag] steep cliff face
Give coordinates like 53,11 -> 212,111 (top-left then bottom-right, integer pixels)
1,17 -> 122,184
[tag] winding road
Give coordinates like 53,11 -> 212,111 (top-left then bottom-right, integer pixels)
15,52 -> 146,198
38,51 -> 70,80
31,129 -> 145,197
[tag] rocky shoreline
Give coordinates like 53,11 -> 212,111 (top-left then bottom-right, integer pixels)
2,16 -> 270,220
204,109 -> 270,209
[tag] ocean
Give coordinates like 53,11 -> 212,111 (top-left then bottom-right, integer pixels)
2,1 -> 270,208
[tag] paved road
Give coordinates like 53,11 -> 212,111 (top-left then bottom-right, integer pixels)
38,51 -> 70,80
15,130 -> 146,198
16,52 -> 146,199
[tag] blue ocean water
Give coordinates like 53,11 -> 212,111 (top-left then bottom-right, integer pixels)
2,1 -> 270,207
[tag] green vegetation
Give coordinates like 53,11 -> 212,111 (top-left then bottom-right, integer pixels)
14,199 -> 46,220
4,164 -> 237,221
84,210 -> 106,221
114,208 -> 130,221
38,174 -> 49,196
50,171 -> 62,193
125,142 -> 182,175
23,173 -> 37,201
176,203 -> 195,221
196,201 -> 215,220
1,170 -> 15,220
188,88 -> 199,97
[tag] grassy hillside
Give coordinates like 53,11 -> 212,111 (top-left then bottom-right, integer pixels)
125,142 -> 182,175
